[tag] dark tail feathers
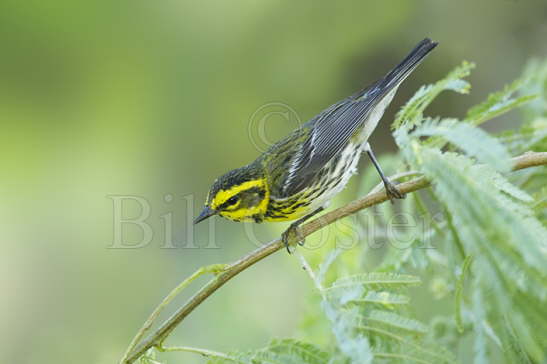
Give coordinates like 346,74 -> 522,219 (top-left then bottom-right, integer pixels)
381,38 -> 438,89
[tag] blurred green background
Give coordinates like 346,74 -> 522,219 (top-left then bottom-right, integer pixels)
1,0 -> 546,363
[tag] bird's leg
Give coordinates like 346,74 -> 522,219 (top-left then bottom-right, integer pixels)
364,143 -> 405,203
282,207 -> 324,254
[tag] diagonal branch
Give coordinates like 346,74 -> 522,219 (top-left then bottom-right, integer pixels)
121,151 -> 547,364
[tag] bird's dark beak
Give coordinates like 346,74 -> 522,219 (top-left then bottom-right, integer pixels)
194,206 -> 217,224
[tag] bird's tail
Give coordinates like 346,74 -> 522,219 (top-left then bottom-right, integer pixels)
380,38 -> 438,90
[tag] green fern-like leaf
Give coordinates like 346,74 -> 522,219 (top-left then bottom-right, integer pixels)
405,148 -> 547,361
326,273 -> 421,292
373,342 -> 459,364
392,61 -> 474,130
518,59 -> 547,120
345,290 -> 411,307
254,339 -> 330,364
324,306 -> 374,364
366,310 -> 428,335
465,78 -> 536,126
355,322 -> 457,364
411,118 -> 512,171
206,339 -> 330,364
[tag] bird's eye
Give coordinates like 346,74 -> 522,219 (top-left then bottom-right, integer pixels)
226,196 -> 239,206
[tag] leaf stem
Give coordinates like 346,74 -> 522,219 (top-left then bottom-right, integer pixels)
156,345 -> 230,359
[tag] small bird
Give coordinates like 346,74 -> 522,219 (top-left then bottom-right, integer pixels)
194,38 -> 437,252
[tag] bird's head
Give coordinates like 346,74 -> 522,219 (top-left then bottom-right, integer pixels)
194,166 -> 269,224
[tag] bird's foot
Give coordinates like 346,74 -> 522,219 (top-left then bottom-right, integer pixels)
384,179 -> 406,203
281,223 -> 305,254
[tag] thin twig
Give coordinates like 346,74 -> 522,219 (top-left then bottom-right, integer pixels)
296,251 -> 323,292
122,151 -> 547,363
157,345 -> 230,359
121,264 -> 228,361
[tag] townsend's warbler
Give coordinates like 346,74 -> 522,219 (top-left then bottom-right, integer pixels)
194,38 -> 438,252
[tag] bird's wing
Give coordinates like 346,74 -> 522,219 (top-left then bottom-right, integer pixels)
281,87 -> 380,196
281,38 -> 438,196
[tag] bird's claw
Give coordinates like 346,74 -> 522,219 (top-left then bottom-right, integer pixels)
384,180 -> 405,203
281,224 -> 305,254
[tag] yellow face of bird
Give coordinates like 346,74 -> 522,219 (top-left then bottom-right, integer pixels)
194,178 -> 270,224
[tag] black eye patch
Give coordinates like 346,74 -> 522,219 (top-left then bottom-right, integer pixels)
220,195 -> 240,210
226,196 -> 239,206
